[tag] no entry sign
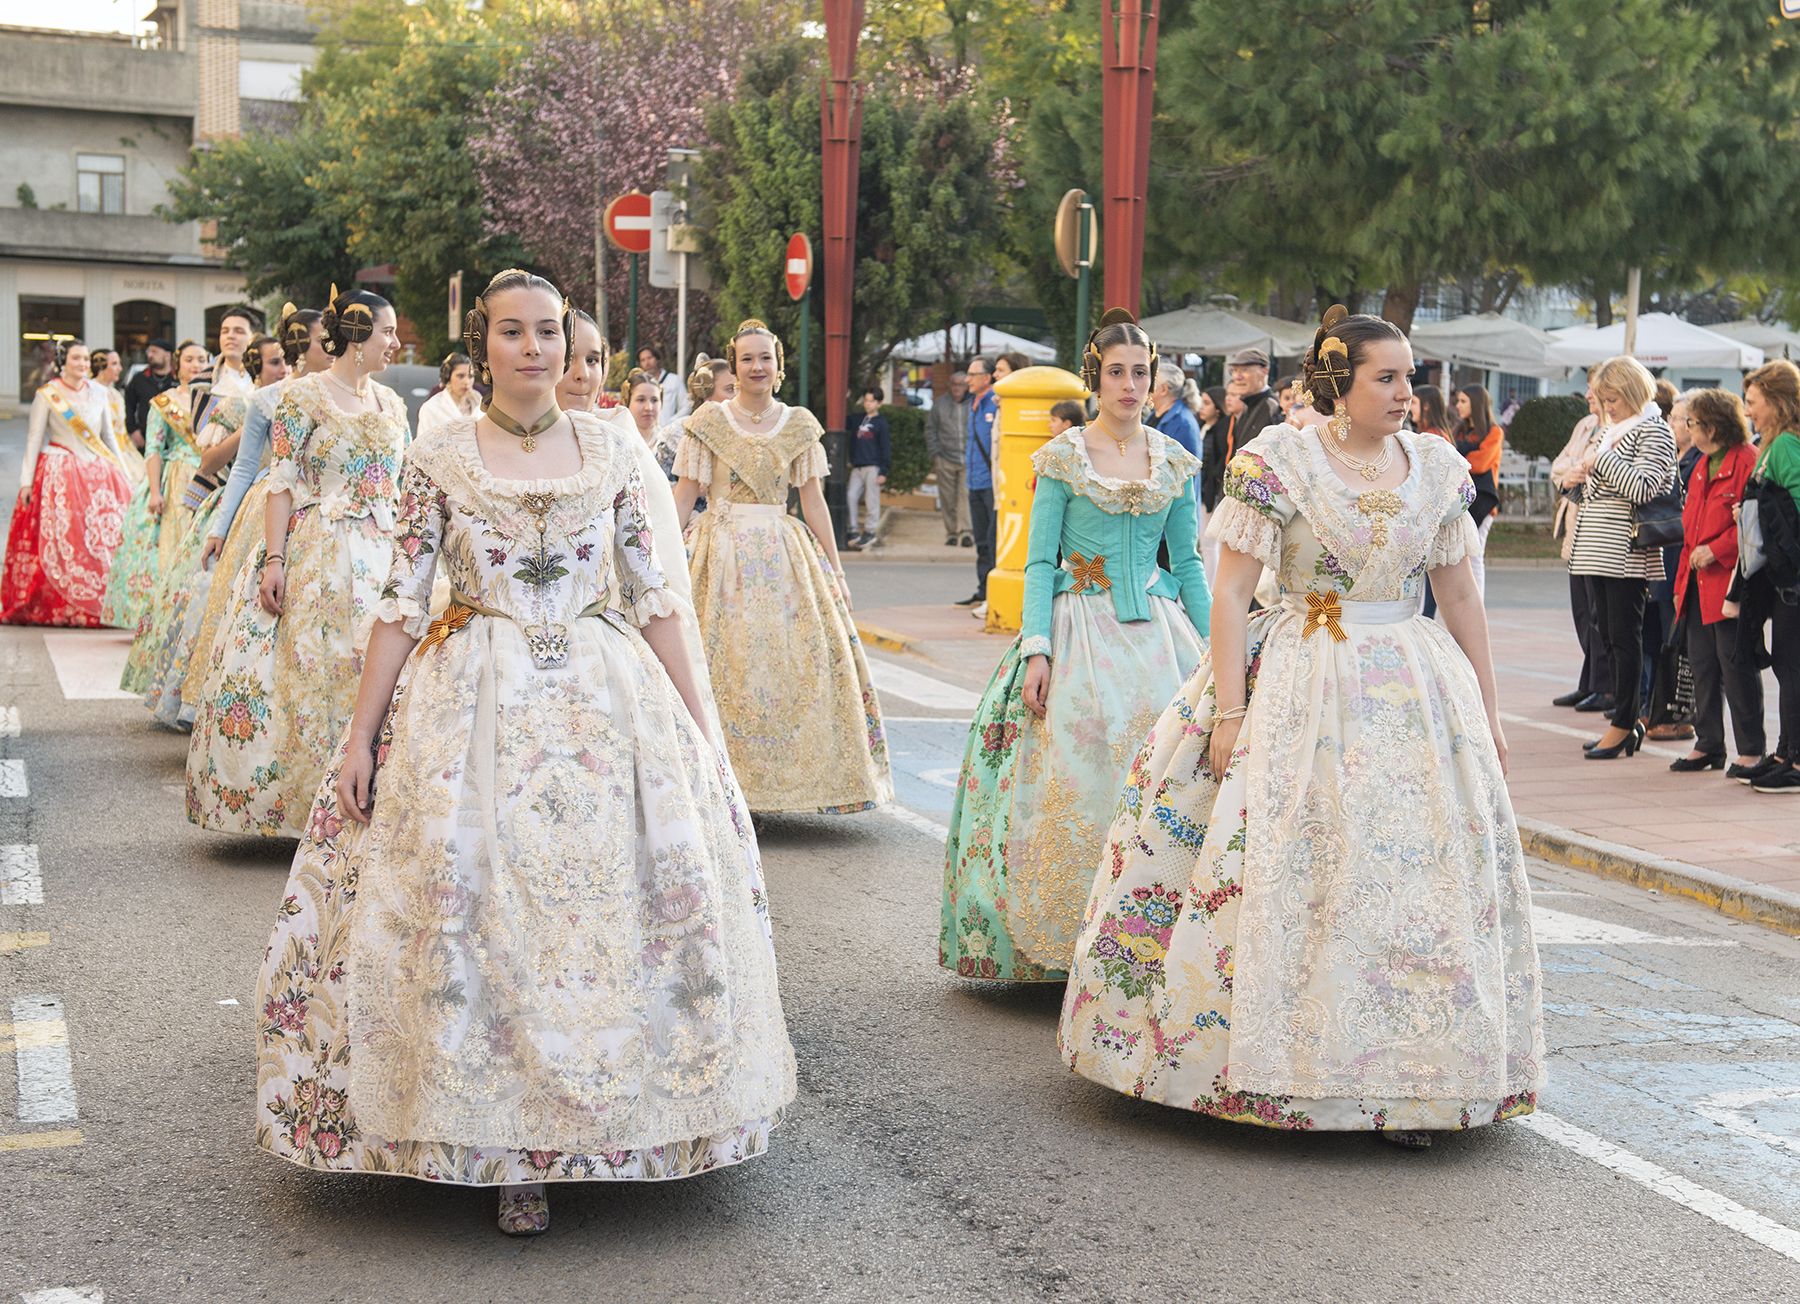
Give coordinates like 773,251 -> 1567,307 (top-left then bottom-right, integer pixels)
785,232 -> 813,301
604,191 -> 653,256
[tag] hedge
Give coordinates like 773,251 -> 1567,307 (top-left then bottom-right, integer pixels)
1506,394 -> 1590,461
882,403 -> 931,495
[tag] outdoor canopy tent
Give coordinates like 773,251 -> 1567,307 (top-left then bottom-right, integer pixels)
1708,319 -> 1800,362
1407,313 -> 1563,379
1544,313 -> 1764,370
1133,304 -> 1316,360
889,323 -> 1057,364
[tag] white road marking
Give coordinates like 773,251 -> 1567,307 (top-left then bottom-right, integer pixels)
918,767 -> 962,790
0,760 -> 25,798
883,715 -> 975,725
9,995 -> 77,1124
0,845 -> 42,905
0,705 -> 17,736
20,1288 -> 105,1303
1531,905 -> 1736,948
1695,1088 -> 1800,1160
1498,710 -> 1684,761
1521,1112 -> 1800,1266
869,659 -> 983,712
884,804 -> 950,843
217,999 -> 240,1007
39,630 -> 136,701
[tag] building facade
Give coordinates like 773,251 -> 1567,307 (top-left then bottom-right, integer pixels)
0,1 -> 314,409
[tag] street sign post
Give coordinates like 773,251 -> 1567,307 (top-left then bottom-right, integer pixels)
648,187 -> 714,383
447,269 -> 463,347
786,232 -> 813,412
1054,189 -> 1097,350
604,190 -> 653,361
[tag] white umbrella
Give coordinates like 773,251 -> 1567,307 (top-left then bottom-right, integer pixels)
1134,304 -> 1316,359
1544,313 -> 1764,369
1408,313 -> 1563,379
889,323 -> 1057,364
1707,319 -> 1800,362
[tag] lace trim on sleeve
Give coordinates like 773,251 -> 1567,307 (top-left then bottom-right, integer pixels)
1019,634 -> 1053,660
624,584 -> 681,627
1205,496 -> 1281,570
671,431 -> 713,484
264,460 -> 303,496
1429,512 -> 1480,570
374,594 -> 431,641
788,440 -> 829,487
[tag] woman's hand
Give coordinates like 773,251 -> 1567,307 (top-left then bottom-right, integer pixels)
1488,713 -> 1509,776
836,570 -> 854,612
1208,714 -> 1243,780
1691,543 -> 1715,571
1022,654 -> 1050,717
147,489 -> 164,516
1721,598 -> 1741,620
336,742 -> 376,825
258,557 -> 285,616
200,535 -> 224,570
19,485 -> 33,508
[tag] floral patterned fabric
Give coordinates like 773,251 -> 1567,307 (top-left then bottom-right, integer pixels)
1058,425 -> 1544,1131
677,402 -> 893,814
255,412 -> 795,1182
101,391 -> 201,633
186,375 -> 408,837
941,432 -> 1206,981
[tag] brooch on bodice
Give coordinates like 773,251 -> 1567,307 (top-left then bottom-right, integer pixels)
1355,489 -> 1404,548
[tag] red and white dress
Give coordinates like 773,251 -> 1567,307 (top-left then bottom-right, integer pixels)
1,380 -> 133,626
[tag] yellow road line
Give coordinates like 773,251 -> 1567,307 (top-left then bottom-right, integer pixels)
0,1018 -> 69,1052
0,1129 -> 83,1152
0,931 -> 51,953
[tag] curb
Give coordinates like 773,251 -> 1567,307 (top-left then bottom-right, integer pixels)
855,621 -> 916,654
1518,816 -> 1800,939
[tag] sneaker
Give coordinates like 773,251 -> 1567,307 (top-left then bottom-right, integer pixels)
954,591 -> 984,607
1736,755 -> 1786,786
971,602 -> 987,620
946,535 -> 959,546
960,534 -> 974,547
1752,763 -> 1800,794
843,535 -> 864,552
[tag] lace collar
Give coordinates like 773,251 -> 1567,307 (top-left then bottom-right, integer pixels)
435,409 -> 620,500
1031,426 -> 1197,515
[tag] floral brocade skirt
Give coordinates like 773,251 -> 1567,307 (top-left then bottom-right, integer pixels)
940,592 -> 1203,981
186,503 -> 388,837
1,448 -> 131,627
687,506 -> 892,814
181,479 -> 270,711
1056,607 -> 1545,1130
99,460 -> 198,634
123,488 -> 224,723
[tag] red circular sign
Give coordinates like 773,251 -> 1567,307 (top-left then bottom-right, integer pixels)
784,232 -> 813,301
603,191 -> 653,256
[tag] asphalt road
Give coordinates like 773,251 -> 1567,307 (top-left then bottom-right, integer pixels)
3,418 -> 1800,1302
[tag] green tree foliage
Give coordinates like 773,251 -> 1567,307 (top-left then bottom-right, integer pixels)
881,403 -> 931,494
1507,394 -> 1591,462
698,40 -> 1005,412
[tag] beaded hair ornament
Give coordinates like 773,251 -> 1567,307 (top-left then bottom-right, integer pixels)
727,319 -> 785,390
462,269 -> 576,381
1080,306 -> 1159,392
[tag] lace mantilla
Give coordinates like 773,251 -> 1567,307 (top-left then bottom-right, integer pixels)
1030,428 -> 1198,516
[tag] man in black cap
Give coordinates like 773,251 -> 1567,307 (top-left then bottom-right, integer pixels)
1224,346 -> 1282,464
124,338 -> 177,453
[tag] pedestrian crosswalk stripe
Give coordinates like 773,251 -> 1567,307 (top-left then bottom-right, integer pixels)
0,845 -> 43,906
9,995 -> 76,1125
0,761 -> 25,799
1531,906 -> 1735,948
868,659 -> 982,712
1521,1112 -> 1800,1265
39,630 -> 136,701
19,1283 -> 103,1301
0,705 -> 17,737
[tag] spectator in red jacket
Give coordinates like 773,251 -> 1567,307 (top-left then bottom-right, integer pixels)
1670,388 -> 1764,774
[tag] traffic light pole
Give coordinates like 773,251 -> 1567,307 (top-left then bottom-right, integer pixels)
627,253 -> 639,363
798,285 -> 811,415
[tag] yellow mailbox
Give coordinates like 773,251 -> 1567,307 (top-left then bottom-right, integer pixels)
984,364 -> 1090,633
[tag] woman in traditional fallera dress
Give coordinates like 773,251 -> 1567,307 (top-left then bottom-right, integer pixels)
186,289 -> 409,837
673,320 -> 893,814
416,351 -> 481,436
100,340 -> 210,633
133,334 -> 289,725
1,340 -> 133,627
941,310 -> 1212,982
1058,308 -> 1544,1146
254,271 -> 794,1236
183,309 -> 329,718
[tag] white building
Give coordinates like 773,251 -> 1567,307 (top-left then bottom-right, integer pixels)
0,1 -> 315,409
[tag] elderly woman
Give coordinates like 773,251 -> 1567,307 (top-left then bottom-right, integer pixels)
1670,390 -> 1764,774
1567,355 -> 1679,759
1551,377 -> 1609,709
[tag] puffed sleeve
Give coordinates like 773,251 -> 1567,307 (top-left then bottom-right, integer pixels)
1019,472 -> 1070,660
264,392 -> 314,497
671,429 -> 714,485
1428,474 -> 1481,570
1205,449 -> 1292,570
788,439 -> 830,487
612,466 -> 679,627
375,455 -> 449,639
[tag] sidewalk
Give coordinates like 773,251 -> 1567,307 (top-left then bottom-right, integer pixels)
854,545 -> 1800,937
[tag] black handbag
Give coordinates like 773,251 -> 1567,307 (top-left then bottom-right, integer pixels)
1630,474 -> 1684,551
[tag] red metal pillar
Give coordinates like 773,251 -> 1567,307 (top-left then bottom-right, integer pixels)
1101,0 -> 1159,316
821,0 -> 865,439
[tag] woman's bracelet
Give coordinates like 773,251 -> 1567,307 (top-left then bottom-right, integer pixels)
1216,705 -> 1248,722
263,553 -> 284,566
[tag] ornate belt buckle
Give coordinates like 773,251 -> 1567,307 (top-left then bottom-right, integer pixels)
524,621 -> 571,669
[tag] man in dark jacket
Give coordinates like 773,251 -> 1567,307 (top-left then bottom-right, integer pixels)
1224,346 -> 1282,462
845,386 -> 892,550
925,371 -> 972,546
124,338 -> 176,452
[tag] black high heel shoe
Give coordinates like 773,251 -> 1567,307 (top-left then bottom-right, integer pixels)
1669,753 -> 1726,772
1585,722 -> 1644,760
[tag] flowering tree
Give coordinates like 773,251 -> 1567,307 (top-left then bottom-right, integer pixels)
470,2 -> 790,357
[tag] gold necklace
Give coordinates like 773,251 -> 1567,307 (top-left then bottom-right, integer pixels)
1323,431 -> 1395,482
732,396 -> 777,423
1092,418 -> 1139,456
487,403 -> 563,452
323,369 -> 369,400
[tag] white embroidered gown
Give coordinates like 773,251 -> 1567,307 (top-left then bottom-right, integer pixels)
1057,425 -> 1544,1131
